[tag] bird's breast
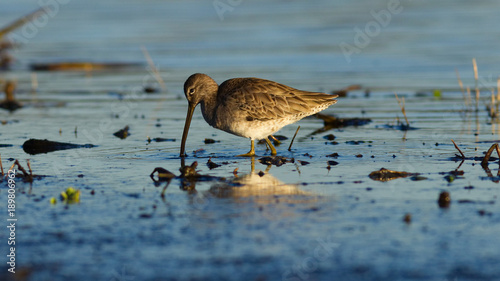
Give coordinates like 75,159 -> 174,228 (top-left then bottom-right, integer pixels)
213,108 -> 298,140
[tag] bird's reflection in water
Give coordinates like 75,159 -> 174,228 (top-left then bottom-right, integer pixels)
205,158 -> 318,206
155,158 -> 324,223
208,169 -> 306,202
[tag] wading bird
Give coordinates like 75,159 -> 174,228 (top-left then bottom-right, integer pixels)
180,73 -> 337,157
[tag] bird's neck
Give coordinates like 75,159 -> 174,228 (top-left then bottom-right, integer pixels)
200,91 -> 218,125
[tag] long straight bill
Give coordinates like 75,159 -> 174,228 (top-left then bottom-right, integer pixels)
180,103 -> 196,157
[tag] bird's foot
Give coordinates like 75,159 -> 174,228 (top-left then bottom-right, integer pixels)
265,138 -> 277,156
237,151 -> 256,157
237,139 -> 256,157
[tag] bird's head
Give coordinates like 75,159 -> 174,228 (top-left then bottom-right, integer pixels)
180,73 -> 218,157
183,73 -> 218,106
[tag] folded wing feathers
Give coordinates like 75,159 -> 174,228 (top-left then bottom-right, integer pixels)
226,79 -> 337,121
245,90 -> 336,121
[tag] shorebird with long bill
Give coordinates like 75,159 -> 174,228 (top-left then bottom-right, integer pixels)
180,73 -> 337,157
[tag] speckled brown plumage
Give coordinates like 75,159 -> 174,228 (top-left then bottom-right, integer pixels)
180,73 -> 337,157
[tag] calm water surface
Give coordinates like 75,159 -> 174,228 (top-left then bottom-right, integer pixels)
1,1 -> 500,280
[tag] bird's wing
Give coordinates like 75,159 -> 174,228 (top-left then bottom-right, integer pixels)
219,78 -> 337,121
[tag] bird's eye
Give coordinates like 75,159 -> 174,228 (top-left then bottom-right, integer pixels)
188,88 -> 195,95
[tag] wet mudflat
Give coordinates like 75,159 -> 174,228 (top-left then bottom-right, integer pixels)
1,1 -> 500,281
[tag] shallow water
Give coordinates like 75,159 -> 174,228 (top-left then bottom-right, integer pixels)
1,1 -> 500,280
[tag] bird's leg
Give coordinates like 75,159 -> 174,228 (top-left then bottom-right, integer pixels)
265,138 -> 277,156
270,135 -> 281,145
237,139 -> 256,157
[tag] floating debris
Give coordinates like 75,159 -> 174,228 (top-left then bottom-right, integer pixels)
258,156 -> 293,167
204,138 -> 219,144
149,167 -> 176,197
192,149 -> 206,157
151,137 -> 176,142
207,158 -> 221,169
323,134 -> 336,141
345,140 -> 368,145
444,175 -> 455,183
60,187 -> 80,204
30,61 -> 141,71
478,210 -> 493,217
403,213 -> 412,224
438,191 -> 451,208
149,167 -> 176,196
113,126 -> 130,139
476,140 -> 500,144
457,199 -> 495,205
378,123 -> 418,131
180,161 -> 200,179
448,170 -> 464,176
22,139 -> 95,155
410,175 -> 428,181
369,168 -> 417,182
177,161 -> 224,191
150,167 -> 175,183
314,113 -> 372,133
331,84 -> 362,97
